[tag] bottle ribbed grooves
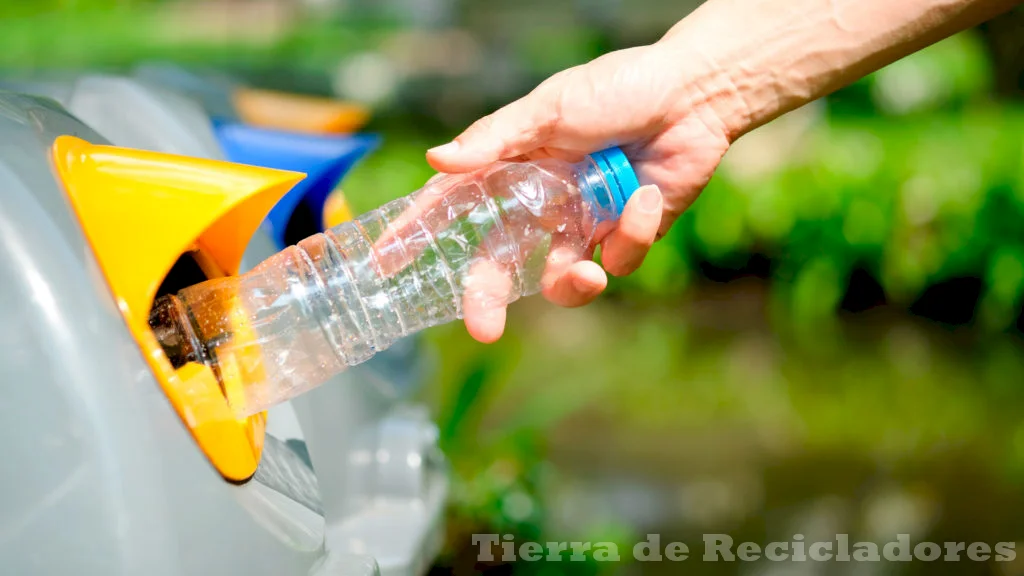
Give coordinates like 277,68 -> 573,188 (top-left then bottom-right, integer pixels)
375,201 -> 434,323
386,198 -> 458,323
479,191 -> 526,298
293,243 -> 354,367
319,231 -> 386,359
353,219 -> 410,337
412,216 -> 463,319
380,199 -> 452,330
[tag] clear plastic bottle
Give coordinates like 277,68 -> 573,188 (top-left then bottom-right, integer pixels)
150,148 -> 639,416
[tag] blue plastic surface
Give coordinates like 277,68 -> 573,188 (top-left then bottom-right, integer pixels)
590,146 -> 640,215
215,120 -> 379,248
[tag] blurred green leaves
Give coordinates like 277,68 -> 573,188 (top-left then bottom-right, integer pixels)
0,0 -> 384,71
607,29 -> 1024,329
870,32 -> 992,116
979,245 -> 1024,330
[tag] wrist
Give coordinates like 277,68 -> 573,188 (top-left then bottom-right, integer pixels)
651,37 -> 764,143
655,29 -> 782,143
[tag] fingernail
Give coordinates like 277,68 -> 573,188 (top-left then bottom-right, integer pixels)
428,141 -> 460,157
637,186 -> 661,213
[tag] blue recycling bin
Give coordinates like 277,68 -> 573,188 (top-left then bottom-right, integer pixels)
215,120 -> 379,248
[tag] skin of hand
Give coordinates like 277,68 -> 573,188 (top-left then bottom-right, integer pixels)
426,0 -> 1020,343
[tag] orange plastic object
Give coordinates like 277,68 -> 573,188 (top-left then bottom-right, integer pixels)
233,87 -> 370,134
52,135 -> 304,481
322,187 -> 354,229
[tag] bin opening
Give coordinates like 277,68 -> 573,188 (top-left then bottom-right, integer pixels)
283,199 -> 320,248
155,251 -> 209,300
213,123 -> 378,248
51,135 -> 303,482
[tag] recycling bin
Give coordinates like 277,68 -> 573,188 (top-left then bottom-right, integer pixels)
133,62 -> 241,122
0,90 -> 445,576
134,63 -> 370,134
3,71 -> 425,406
1,73 -> 377,251
128,64 -> 377,247
0,74 -> 227,159
214,121 -> 379,249
5,72 -> 424,399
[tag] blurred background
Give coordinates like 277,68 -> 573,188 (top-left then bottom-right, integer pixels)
5,1 -> 1024,574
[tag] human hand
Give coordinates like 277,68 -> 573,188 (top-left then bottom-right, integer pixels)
426,43 -> 736,341
411,0 -> 1016,343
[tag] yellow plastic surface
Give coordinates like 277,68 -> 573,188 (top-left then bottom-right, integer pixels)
322,188 -> 354,229
52,135 -> 303,481
233,86 -> 370,134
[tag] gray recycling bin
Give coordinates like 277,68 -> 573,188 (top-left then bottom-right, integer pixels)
0,87 -> 446,576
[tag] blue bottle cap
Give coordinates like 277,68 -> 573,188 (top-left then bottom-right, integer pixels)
589,146 -> 640,215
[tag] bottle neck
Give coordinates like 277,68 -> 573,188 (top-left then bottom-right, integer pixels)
149,293 -> 209,369
576,157 -> 623,223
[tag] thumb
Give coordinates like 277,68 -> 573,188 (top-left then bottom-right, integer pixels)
426,76 -> 563,173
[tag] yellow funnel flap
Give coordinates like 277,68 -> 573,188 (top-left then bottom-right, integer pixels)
52,135 -> 303,481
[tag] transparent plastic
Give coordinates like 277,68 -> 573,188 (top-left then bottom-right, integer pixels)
150,155 -> 624,416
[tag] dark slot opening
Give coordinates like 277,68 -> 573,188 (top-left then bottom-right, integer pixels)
283,199 -> 321,248
155,251 -> 209,299
150,251 -> 212,371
